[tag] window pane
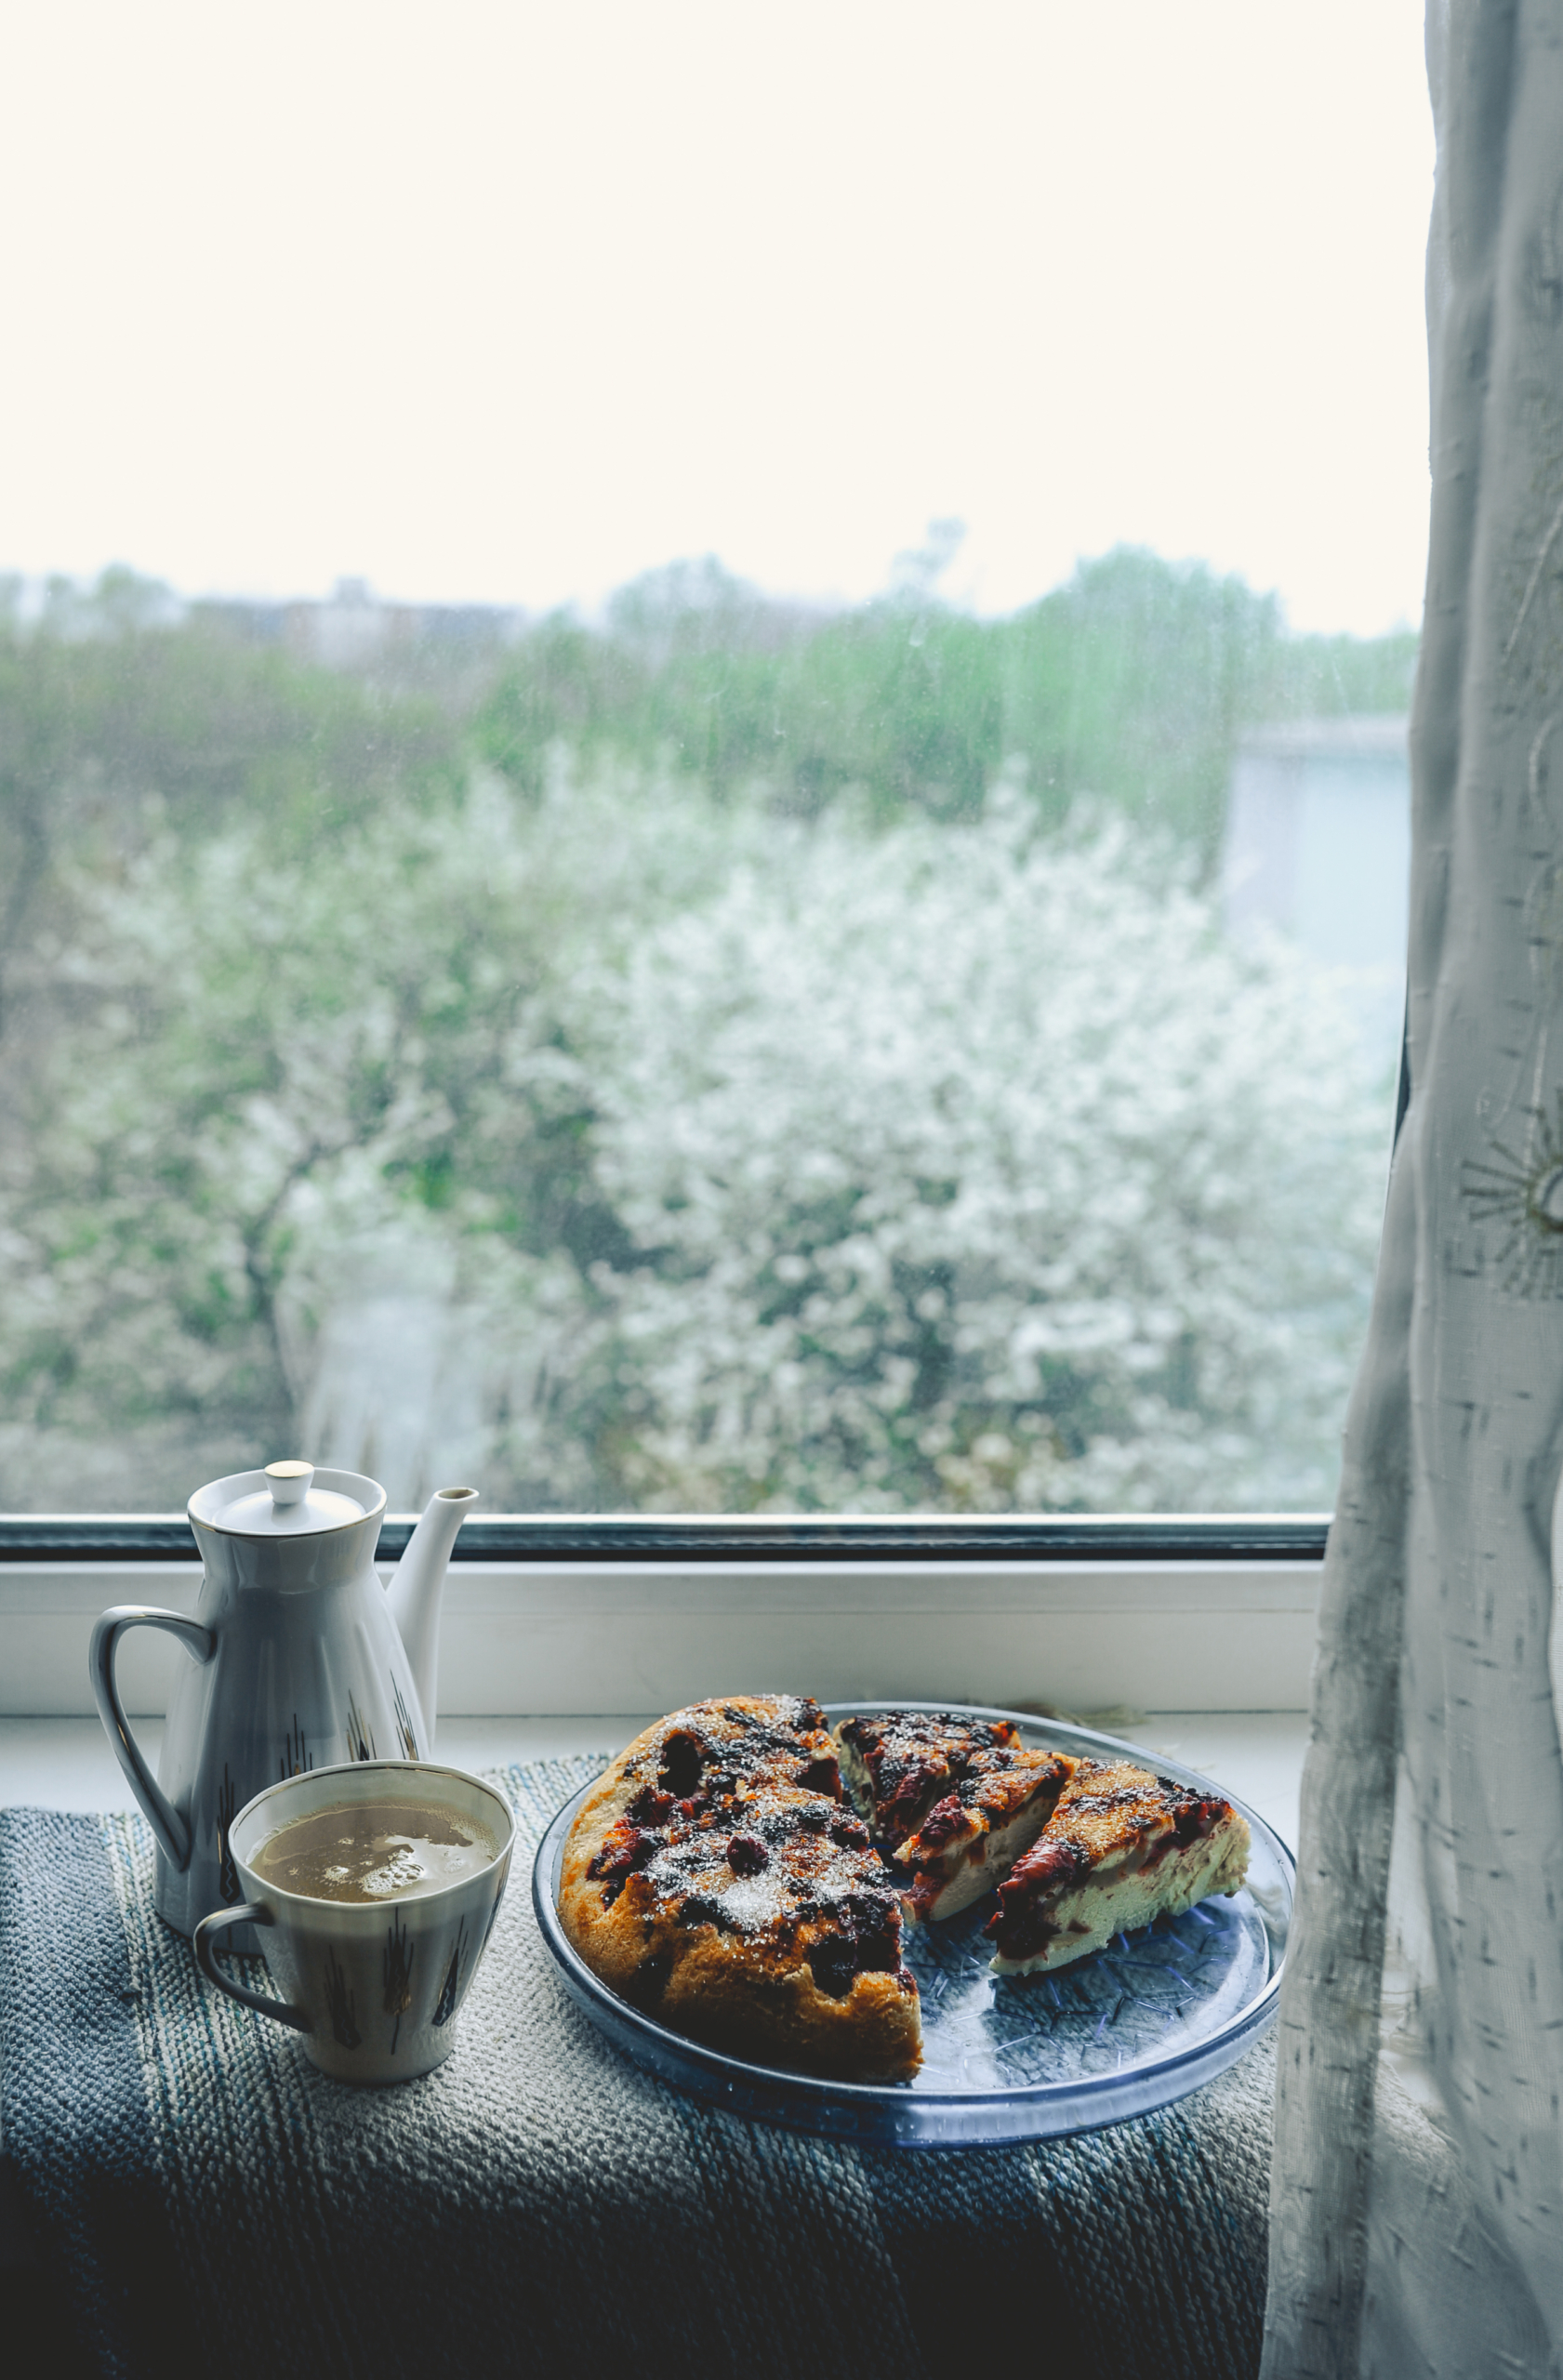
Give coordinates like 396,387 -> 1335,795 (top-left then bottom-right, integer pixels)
0,3 -> 1430,1514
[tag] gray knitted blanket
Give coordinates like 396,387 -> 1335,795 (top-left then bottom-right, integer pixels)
0,1758 -> 1272,2380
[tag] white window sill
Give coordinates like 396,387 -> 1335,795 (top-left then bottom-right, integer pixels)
0,1554 -> 1321,1720
0,1541 -> 1318,1848
0,1709 -> 1308,1851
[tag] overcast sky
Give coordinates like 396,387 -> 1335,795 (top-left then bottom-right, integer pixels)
0,2 -> 1433,634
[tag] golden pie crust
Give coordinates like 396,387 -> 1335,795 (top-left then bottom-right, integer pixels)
986,1757 -> 1252,1973
559,1695 -> 921,2081
834,1710 -> 1082,1920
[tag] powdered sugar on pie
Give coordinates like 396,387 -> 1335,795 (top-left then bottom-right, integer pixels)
559,1695 -> 921,2081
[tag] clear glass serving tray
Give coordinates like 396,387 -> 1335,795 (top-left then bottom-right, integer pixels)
532,1701 -> 1292,2148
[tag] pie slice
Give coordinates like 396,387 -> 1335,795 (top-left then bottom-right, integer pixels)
560,1696 -> 921,2081
834,1710 -> 1081,1920
986,1757 -> 1251,1974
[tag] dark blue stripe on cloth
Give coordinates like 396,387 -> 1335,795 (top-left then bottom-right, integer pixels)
0,1809 -> 197,2380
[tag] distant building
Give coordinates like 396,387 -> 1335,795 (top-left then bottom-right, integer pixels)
192,578 -> 527,672
1223,715 -> 1410,1077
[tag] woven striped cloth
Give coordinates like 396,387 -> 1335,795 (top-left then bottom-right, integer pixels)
0,1758 -> 1272,2380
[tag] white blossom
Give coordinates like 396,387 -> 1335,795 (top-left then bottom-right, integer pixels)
0,769 -> 1388,1512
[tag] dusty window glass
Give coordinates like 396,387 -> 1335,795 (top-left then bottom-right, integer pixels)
0,4 -> 1431,1514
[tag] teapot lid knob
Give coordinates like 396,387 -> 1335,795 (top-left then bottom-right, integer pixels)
265,1460 -> 314,1510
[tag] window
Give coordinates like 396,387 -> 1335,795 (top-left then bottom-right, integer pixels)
0,3 -> 1431,1521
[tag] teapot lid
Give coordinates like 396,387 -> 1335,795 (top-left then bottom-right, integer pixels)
205,1461 -> 369,1537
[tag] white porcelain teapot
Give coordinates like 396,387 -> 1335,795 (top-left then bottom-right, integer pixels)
90,1462 -> 478,1938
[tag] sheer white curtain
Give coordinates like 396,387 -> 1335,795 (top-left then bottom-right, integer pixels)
1262,5 -> 1563,2372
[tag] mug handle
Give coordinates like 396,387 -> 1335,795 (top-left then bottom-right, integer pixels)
89,1606 -> 216,1871
193,1904 -> 311,2031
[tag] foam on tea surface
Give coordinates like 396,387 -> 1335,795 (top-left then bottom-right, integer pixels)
253,1799 -> 500,1903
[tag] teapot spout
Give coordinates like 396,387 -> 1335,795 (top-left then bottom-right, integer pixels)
385,1487 -> 479,1753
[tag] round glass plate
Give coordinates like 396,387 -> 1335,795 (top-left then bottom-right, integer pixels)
532,1700 -> 1292,2148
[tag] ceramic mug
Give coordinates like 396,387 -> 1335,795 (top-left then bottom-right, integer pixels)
193,1760 -> 513,2084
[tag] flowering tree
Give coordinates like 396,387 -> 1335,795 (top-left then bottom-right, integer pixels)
580,795 -> 1388,1511
0,767 -> 751,1507
0,770 -> 1388,1512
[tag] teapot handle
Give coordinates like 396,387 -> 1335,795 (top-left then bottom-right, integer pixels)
89,1606 -> 216,1872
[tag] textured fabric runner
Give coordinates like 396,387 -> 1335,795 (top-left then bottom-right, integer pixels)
1,1758 -> 1272,2380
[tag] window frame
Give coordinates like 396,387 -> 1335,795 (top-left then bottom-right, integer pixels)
0,1514 -> 1328,1564
0,1514 -> 1327,1722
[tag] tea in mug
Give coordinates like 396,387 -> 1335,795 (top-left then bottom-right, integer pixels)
252,1799 -> 501,1904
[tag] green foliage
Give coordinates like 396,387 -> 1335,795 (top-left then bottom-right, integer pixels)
0,569 -> 458,835
1262,623 -> 1421,720
1000,549 -> 1277,854
474,557 -> 1014,826
474,546 -> 1418,866
0,569 -> 465,1048
471,615 -> 642,799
